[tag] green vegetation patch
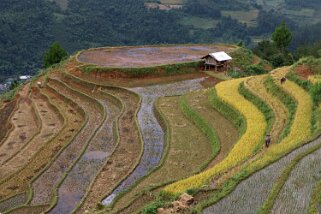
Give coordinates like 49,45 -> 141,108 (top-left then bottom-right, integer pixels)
264,76 -> 297,142
286,71 -> 321,134
228,48 -> 270,78
239,82 -> 274,152
221,10 -> 258,27
179,16 -> 219,29
80,61 -> 202,78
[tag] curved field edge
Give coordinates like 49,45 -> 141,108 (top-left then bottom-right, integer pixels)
42,76 -> 106,213
239,81 -> 274,152
259,135 -> 321,214
258,73 -> 320,213
246,70 -> 313,213
264,76 -> 297,143
0,87 -> 66,183
62,70 -> 145,213
244,75 -> 288,144
310,170 -> 321,213
68,84 -> 125,213
75,44 -> 236,70
309,105 -> 321,213
195,78 -> 277,213
179,95 -> 220,170
208,88 -> 246,137
101,96 -> 172,214
193,68 -> 309,212
0,84 -> 85,213
113,93 -> 220,214
163,77 -> 267,195
0,88 -> 43,168
105,98 -> 171,213
286,71 -> 321,134
108,82 -> 245,214
80,61 -> 203,78
140,80 -> 268,213
0,88 -> 40,166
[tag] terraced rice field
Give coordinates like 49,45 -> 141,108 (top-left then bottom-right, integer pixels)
0,86 -> 39,167
1,46 -> 321,214
0,89 -> 64,180
77,44 -> 235,68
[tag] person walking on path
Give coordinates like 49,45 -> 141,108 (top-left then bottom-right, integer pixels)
265,134 -> 271,148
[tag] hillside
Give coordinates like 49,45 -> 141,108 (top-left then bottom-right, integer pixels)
1,0 -> 321,81
0,44 -> 321,213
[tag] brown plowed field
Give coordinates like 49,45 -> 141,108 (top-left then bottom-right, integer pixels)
0,86 -> 38,167
0,90 -> 64,179
77,45 -> 235,68
0,100 -> 17,146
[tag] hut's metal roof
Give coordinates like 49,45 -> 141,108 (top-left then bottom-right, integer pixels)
202,51 -> 232,62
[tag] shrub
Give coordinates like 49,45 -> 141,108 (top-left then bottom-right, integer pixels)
310,83 -> 321,104
230,47 -> 253,70
141,200 -> 165,214
43,42 -> 68,68
245,64 -> 267,75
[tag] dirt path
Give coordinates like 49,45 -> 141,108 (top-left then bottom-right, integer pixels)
30,77 -> 103,207
77,45 -> 234,68
0,85 -> 38,167
186,89 -> 239,168
0,90 -> 63,179
49,78 -> 120,214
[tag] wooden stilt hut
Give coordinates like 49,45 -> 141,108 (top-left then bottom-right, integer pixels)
201,51 -> 232,72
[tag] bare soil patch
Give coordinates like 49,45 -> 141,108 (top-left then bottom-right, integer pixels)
77,44 -> 235,68
0,89 -> 64,179
185,90 -> 239,168
294,65 -> 313,79
0,100 -> 17,146
0,86 -> 84,201
0,85 -> 38,167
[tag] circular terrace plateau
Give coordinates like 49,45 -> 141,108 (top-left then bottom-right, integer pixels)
77,44 -> 235,68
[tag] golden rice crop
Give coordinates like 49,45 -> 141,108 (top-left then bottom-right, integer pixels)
245,75 -> 288,143
164,78 -> 267,194
253,68 -> 312,166
308,75 -> 321,84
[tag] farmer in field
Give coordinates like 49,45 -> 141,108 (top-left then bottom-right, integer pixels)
280,77 -> 286,84
265,134 -> 271,148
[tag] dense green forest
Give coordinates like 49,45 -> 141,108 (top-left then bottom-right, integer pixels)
1,0 -> 321,80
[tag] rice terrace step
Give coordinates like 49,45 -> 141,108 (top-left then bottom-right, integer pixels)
1,44 -> 321,214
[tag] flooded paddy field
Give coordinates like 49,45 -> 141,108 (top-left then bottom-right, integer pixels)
78,44 -> 234,68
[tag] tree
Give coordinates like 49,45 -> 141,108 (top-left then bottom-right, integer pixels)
272,22 -> 292,52
43,42 -> 68,68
